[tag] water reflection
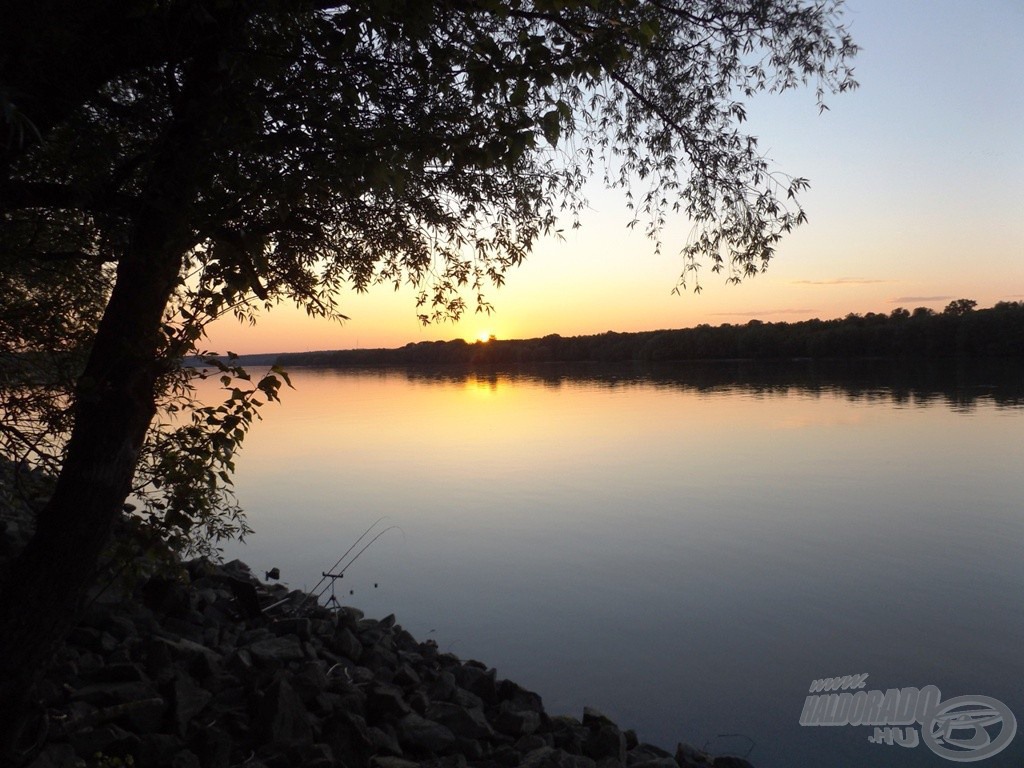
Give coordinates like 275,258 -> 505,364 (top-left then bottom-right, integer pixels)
328,358 -> 1024,411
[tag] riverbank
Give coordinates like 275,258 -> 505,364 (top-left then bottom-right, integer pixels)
0,483 -> 753,768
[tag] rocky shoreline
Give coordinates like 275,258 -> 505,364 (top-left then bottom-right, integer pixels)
1,471 -> 754,768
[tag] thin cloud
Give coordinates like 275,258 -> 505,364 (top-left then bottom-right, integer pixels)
712,308 -> 817,317
889,295 -> 954,304
792,277 -> 889,286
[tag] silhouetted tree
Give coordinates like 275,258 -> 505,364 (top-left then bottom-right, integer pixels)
0,1 -> 859,751
944,298 -> 978,316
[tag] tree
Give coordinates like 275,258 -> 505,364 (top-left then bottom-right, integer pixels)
943,298 -> 977,316
0,0 -> 857,753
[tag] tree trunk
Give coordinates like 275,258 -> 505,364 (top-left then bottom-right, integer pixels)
0,252 -> 183,761
0,37 -> 230,756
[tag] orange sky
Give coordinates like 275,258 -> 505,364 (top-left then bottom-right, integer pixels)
204,0 -> 1024,355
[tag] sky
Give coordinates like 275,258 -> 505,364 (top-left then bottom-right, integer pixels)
206,0 -> 1024,354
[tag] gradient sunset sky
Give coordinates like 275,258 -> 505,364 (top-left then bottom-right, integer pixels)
206,0 -> 1024,355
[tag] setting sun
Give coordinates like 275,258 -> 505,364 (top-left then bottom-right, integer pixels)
475,331 -> 495,343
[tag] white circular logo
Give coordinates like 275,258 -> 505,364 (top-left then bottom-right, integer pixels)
922,695 -> 1017,762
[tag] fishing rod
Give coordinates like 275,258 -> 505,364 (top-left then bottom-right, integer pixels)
300,517 -> 403,608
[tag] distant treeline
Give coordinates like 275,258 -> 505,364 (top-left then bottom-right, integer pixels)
275,300 -> 1024,368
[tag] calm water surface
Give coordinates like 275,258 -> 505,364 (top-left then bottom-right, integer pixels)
217,363 -> 1024,767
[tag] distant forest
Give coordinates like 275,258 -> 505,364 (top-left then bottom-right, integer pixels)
274,300 -> 1024,368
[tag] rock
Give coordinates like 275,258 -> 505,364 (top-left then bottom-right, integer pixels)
426,701 -> 496,740
189,725 -> 233,768
86,662 -> 149,684
450,686 -> 483,711
171,749 -> 203,768
631,759 -> 679,768
582,707 -> 616,728
515,734 -> 549,753
270,617 -> 312,640
70,681 -> 160,708
368,724 -> 404,755
290,661 -> 329,703
519,746 -> 577,768
121,696 -> 167,735
452,663 -> 497,704
397,712 -> 457,754
226,576 -> 263,618
371,758 -> 420,768
298,741 -> 335,767
550,715 -> 587,753
498,679 -> 544,712
255,674 -> 315,745
393,662 -> 422,688
152,635 -> 223,670
322,710 -> 376,765
14,547 -> 756,768
25,744 -> 81,768
68,723 -> 136,757
492,700 -> 542,738
367,681 -> 414,721
170,672 -> 213,734
248,636 -> 306,665
675,742 -> 714,767
626,743 -> 673,765
332,627 -> 363,661
583,708 -> 626,764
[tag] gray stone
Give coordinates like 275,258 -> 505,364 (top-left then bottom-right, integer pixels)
68,723 -> 134,757
626,743 -> 673,765
498,679 -> 544,713
25,743 -> 81,768
270,617 -> 312,640
369,724 -> 404,755
426,701 -> 496,740
393,662 -> 422,687
70,681 -> 160,707
515,734 -> 549,754
170,749 -> 202,768
332,627 -> 363,661
370,758 -> 419,768
452,686 -> 485,710
248,636 -> 305,665
153,635 -> 223,668
452,663 -> 497,704
86,662 -> 148,684
190,724 -> 233,768
368,681 -> 413,721
584,720 -> 626,764
291,661 -> 329,702
121,696 -> 167,734
582,707 -> 616,728
712,759 -> 755,768
550,716 -> 587,753
492,700 -> 541,737
675,743 -> 714,767
519,746 -> 578,768
255,675 -> 314,745
171,673 -> 213,734
631,759 -> 679,768
398,712 -> 457,754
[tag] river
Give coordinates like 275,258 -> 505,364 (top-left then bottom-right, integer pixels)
213,360 -> 1024,767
